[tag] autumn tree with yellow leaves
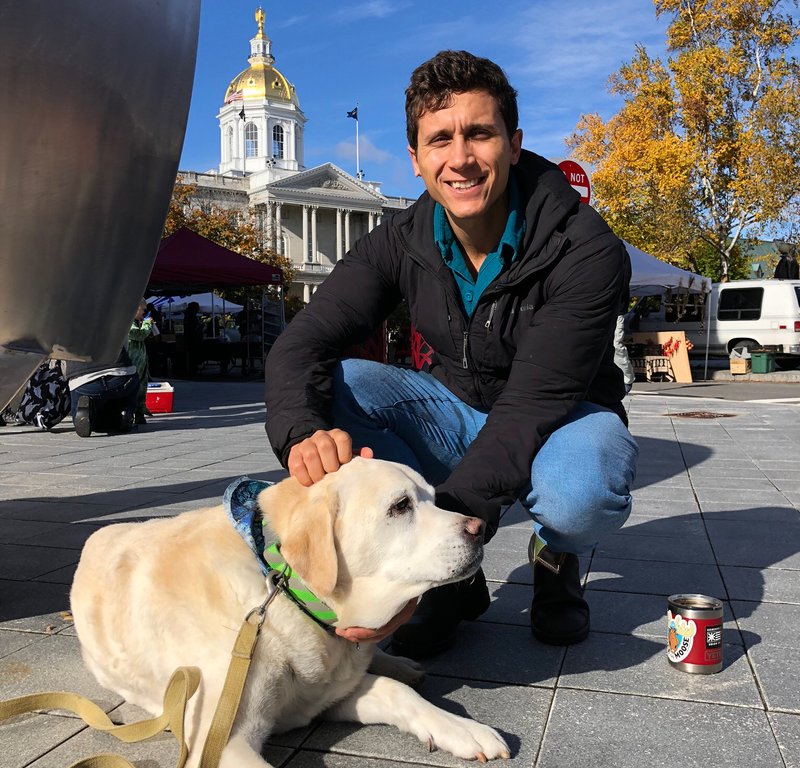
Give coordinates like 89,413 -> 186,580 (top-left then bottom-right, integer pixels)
568,0 -> 799,281
163,182 -> 294,295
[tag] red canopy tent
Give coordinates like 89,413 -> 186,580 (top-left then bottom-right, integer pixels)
146,227 -> 285,375
147,227 -> 283,293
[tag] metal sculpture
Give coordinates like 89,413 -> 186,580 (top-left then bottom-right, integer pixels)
0,1 -> 200,407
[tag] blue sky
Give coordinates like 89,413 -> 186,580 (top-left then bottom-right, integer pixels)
179,0 -> 671,199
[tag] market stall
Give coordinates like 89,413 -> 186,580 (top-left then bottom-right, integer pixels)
625,241 -> 712,382
146,228 -> 285,375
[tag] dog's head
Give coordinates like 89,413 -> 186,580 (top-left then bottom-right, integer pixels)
258,457 -> 485,629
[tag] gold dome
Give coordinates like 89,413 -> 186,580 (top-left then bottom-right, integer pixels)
223,8 -> 300,108
224,63 -> 299,106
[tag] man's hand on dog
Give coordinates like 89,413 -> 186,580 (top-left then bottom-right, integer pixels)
288,428 -> 373,487
336,597 -> 418,644
288,429 -> 414,643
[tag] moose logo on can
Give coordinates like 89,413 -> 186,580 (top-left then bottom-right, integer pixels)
667,610 -> 696,662
667,594 -> 723,674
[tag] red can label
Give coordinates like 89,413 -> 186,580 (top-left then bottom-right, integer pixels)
667,609 -> 723,666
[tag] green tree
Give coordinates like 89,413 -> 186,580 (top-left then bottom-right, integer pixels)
690,239 -> 750,280
568,0 -> 800,281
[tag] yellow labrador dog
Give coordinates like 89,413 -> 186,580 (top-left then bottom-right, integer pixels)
71,457 -> 510,768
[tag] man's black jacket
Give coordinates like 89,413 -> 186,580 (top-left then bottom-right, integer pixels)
265,150 -> 630,537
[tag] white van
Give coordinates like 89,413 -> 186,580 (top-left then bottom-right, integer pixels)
632,279 -> 800,370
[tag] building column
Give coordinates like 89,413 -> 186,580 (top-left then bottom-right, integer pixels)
240,119 -> 247,174
336,208 -> 343,261
311,206 -> 318,263
345,210 -> 352,253
266,201 -> 274,250
275,203 -> 283,255
303,283 -> 311,304
377,214 -> 382,227
302,205 -> 309,262
288,122 -> 296,165
258,205 -> 267,244
368,212 -> 375,231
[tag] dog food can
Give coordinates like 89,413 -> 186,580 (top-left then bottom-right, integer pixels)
667,594 -> 723,674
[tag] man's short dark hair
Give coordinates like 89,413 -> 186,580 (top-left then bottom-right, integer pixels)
405,50 -> 519,150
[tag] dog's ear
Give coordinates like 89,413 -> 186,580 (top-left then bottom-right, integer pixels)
259,478 -> 339,597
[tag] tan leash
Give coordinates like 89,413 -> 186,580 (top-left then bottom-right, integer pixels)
0,580 -> 280,768
0,667 -> 200,768
197,586 -> 276,768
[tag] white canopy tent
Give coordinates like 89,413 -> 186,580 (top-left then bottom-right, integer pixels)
625,241 -> 711,295
624,241 -> 713,379
146,293 -> 244,315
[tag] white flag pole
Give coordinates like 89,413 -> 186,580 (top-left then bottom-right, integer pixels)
355,104 -> 361,179
355,117 -> 361,179
347,104 -> 361,179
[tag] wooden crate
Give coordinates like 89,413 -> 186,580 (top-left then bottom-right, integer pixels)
729,358 -> 751,375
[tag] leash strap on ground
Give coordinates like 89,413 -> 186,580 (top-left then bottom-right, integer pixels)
199,592 -> 271,768
0,666 -> 201,768
0,591 -> 272,768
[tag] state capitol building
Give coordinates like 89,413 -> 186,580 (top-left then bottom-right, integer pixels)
178,9 -> 414,305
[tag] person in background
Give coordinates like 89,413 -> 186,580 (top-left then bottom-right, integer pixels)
614,272 -> 635,395
205,312 -> 221,338
146,302 -> 163,330
144,301 -> 165,376
774,243 -> 799,280
64,347 -> 139,438
613,314 -> 635,394
183,301 -> 204,375
265,50 -> 638,659
129,298 -> 154,425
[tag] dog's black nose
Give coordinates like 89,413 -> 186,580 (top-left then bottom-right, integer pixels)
463,516 -> 485,541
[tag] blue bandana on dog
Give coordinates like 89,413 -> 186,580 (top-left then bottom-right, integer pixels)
223,476 -> 337,628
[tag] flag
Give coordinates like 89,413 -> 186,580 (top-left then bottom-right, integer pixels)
239,106 -> 246,121
346,107 -> 358,121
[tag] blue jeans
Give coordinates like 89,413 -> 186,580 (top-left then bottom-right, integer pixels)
332,359 -> 638,554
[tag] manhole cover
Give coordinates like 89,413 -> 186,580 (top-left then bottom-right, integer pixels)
669,411 -> 736,419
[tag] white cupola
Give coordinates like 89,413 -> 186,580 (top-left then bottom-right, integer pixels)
217,7 -> 306,176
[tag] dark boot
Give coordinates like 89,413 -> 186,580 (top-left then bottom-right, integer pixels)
529,535 -> 589,646
74,395 -> 93,438
391,567 -> 490,659
118,409 -> 136,433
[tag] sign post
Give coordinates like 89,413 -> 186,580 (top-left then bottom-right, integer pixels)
557,159 -> 591,204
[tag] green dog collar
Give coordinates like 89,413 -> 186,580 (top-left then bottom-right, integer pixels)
222,476 -> 338,632
264,541 -> 338,627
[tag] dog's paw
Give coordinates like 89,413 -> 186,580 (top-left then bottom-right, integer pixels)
369,649 -> 425,686
418,713 -> 510,762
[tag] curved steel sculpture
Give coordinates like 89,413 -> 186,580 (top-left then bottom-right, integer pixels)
0,1 -> 200,407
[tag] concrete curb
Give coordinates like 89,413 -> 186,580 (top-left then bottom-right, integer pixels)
706,369 -> 800,383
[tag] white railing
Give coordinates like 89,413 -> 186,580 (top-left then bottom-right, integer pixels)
297,263 -> 334,274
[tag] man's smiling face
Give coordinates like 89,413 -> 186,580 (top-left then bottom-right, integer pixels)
408,89 -> 522,230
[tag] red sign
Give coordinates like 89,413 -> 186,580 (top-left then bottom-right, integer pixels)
558,160 -> 591,204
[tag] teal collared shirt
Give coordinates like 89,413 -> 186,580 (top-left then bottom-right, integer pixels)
434,175 -> 526,317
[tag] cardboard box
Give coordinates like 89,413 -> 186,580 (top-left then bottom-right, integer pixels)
145,382 -> 174,413
729,358 -> 751,375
